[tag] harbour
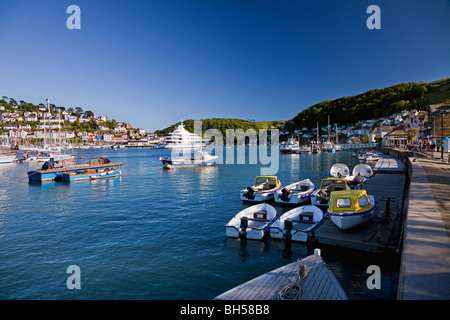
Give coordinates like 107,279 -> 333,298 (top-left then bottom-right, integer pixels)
1,146 -> 448,300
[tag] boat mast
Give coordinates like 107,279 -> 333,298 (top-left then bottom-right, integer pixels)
316,121 -> 319,145
47,98 -> 52,148
335,123 -> 338,145
327,115 -> 330,143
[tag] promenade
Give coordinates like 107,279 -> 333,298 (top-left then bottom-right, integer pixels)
397,153 -> 450,300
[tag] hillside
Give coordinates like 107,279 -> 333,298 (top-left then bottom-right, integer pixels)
154,118 -> 286,137
157,78 -> 450,137
284,77 -> 450,133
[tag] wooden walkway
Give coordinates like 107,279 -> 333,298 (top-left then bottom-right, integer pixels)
214,252 -> 347,300
312,160 -> 406,253
374,154 -> 405,173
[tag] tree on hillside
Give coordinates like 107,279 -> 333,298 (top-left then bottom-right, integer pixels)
407,128 -> 419,143
84,110 -> 95,117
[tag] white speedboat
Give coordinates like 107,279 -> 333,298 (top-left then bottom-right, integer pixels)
159,150 -> 218,169
310,178 -> 351,207
327,190 -> 377,231
345,164 -> 373,187
225,203 -> 277,240
0,154 -> 17,164
270,205 -> 323,243
329,163 -> 350,178
364,152 -> 379,161
240,176 -> 282,202
274,178 -> 315,205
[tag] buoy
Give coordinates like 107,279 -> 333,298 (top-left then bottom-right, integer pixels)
80,157 -> 84,159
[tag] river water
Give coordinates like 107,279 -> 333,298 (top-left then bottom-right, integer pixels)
0,147 -> 399,299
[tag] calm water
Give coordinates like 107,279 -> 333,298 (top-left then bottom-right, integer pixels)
0,147 -> 399,299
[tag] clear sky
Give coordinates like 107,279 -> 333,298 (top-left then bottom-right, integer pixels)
1,0 -> 449,132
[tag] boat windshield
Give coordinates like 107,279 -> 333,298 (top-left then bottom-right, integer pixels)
255,177 -> 277,189
336,198 -> 352,208
358,195 -> 370,207
321,179 -> 347,190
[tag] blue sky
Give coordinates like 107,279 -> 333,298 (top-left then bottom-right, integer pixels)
1,0 -> 449,132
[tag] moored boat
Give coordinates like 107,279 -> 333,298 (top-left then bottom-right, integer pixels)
310,178 -> 350,207
157,120 -> 204,149
0,154 -> 17,164
326,189 -> 377,231
159,150 -> 218,169
240,176 -> 282,202
280,137 -> 299,154
329,163 -> 350,178
27,157 -> 123,182
225,203 -> 277,240
274,178 -> 315,205
270,205 -> 323,242
345,164 -> 373,187
364,152 -> 380,161
62,166 -> 122,182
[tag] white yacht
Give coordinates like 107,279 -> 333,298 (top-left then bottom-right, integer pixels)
157,121 -> 204,149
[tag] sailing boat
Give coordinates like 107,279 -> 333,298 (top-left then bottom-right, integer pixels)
36,98 -> 75,162
324,115 -> 335,152
311,121 -> 321,153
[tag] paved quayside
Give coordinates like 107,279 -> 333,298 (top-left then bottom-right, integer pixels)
397,157 -> 450,300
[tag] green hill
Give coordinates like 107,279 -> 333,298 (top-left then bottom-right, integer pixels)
157,78 -> 450,137
284,77 -> 450,133
155,118 -> 286,137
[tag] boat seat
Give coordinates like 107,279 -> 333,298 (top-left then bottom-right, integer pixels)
245,210 -> 270,222
291,212 -> 315,224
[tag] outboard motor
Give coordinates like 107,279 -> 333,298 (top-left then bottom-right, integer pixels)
316,189 -> 328,204
41,159 -> 54,170
244,186 -> 255,199
238,217 -> 248,240
283,219 -> 293,242
279,188 -> 290,201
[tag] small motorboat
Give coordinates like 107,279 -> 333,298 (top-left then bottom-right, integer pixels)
310,178 -> 351,207
27,157 -> 122,182
225,203 -> 277,240
62,166 -> 122,182
240,176 -> 282,202
159,150 -> 218,169
326,189 -> 377,231
270,205 -> 323,243
364,152 -> 379,161
345,164 -> 374,187
0,154 -> 18,164
329,163 -> 350,178
274,178 -> 315,205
